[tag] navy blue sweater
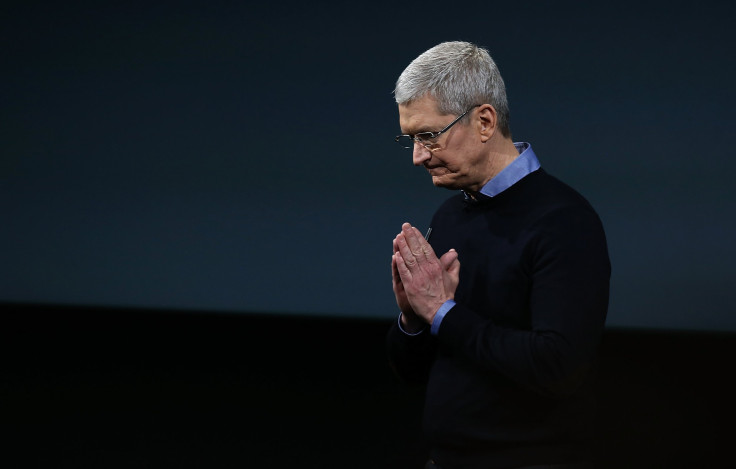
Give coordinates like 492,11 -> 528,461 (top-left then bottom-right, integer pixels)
387,169 -> 610,468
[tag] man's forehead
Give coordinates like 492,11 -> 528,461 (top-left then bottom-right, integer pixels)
399,96 -> 449,132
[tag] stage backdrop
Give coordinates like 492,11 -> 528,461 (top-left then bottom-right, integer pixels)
2,0 -> 735,331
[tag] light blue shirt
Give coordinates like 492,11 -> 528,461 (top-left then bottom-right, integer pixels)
478,142 -> 540,198
398,142 -> 541,336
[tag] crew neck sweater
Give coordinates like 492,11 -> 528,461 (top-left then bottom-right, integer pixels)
387,168 -> 610,468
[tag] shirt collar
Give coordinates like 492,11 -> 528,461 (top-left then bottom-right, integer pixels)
463,142 -> 540,200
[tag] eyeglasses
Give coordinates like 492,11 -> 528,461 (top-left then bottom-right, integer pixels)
394,105 -> 480,150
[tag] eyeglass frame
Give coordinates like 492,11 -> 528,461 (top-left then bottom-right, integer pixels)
394,104 -> 481,150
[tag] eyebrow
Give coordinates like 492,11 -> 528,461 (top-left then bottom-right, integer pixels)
400,126 -> 437,136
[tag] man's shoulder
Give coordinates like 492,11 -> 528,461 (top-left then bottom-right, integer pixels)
520,169 -> 595,210
521,170 -> 606,239
488,169 -> 604,232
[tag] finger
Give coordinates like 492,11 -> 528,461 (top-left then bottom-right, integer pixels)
411,226 -> 437,261
446,255 -> 461,279
439,249 -> 458,271
391,254 -> 401,283
392,238 -> 401,279
447,256 -> 460,275
402,223 -> 425,259
440,250 -> 460,296
395,231 -> 417,268
394,250 -> 412,280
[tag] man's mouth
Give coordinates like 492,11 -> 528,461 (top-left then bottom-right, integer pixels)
427,166 -> 448,175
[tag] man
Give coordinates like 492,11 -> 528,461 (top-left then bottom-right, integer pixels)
387,41 -> 610,469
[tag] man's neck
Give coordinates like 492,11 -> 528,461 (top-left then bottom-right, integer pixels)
480,136 -> 520,187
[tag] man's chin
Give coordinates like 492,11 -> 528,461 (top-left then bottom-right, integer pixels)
431,175 -> 460,190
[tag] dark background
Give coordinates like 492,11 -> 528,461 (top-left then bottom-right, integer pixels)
2,304 -> 734,468
2,0 -> 735,467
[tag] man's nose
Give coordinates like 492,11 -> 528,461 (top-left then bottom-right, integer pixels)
412,143 -> 432,166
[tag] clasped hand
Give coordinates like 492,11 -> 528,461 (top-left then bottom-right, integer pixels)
392,222 -> 460,331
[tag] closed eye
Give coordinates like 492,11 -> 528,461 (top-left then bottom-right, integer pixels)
415,131 -> 439,142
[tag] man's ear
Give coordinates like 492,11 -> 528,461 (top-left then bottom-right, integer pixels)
478,104 -> 497,143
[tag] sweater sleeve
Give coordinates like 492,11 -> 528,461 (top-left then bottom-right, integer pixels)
386,316 -> 437,385
436,204 -> 610,397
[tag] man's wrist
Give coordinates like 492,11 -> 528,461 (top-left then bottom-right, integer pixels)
398,312 -> 427,336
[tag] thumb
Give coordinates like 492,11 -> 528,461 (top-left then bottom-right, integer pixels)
439,249 -> 459,272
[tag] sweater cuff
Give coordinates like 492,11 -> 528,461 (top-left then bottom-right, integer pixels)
436,302 -> 488,347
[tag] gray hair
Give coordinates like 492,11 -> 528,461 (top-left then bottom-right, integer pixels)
394,41 -> 511,138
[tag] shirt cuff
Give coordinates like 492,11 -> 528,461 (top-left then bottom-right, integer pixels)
431,300 -> 456,335
397,313 -> 427,336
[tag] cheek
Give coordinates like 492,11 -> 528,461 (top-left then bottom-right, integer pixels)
442,158 -> 468,175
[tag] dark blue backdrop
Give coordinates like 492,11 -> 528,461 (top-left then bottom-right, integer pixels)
2,0 -> 735,331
